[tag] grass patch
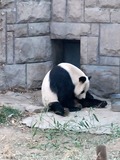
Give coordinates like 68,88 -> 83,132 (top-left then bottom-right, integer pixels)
29,110 -> 120,159
0,106 -> 22,124
28,129 -> 113,159
110,123 -> 120,139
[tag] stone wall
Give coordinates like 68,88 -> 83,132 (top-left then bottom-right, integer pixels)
0,0 -> 52,90
0,0 -> 120,97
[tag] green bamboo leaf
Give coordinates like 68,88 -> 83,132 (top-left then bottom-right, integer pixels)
93,113 -> 99,122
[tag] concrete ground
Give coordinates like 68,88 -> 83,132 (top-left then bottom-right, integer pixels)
0,90 -> 120,134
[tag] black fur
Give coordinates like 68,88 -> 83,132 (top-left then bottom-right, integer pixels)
49,102 -> 64,116
49,66 -> 76,115
76,92 -> 107,109
79,76 -> 86,83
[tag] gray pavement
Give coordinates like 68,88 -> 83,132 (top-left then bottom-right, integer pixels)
0,91 -> 120,134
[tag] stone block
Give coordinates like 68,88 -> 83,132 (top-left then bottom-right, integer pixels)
0,0 -> 14,9
85,8 -> 110,22
15,36 -> 52,63
7,24 -> 14,32
67,0 -> 84,22
81,65 -> 119,97
85,0 -> 97,7
66,23 -> 90,39
0,64 -> 26,90
14,24 -> 28,38
4,64 -> 26,88
100,24 -> 120,56
50,22 -> 90,39
17,1 -> 50,23
52,0 -> 66,21
50,23 -> 66,39
111,9 -> 120,23
81,37 -> 98,64
91,23 -> 99,36
0,11 -> 6,63
28,23 -> 49,36
99,0 -> 120,8
7,32 -> 14,64
100,56 -> 119,66
0,65 -> 6,89
7,24 -> 28,37
7,10 -> 16,24
27,62 -> 53,89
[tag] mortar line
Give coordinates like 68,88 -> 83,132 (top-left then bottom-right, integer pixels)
5,12 -> 7,64
13,30 -> 15,64
15,0 -> 18,23
119,58 -> 120,93
83,0 -> 85,22
65,0 -> 68,22
25,63 -> 27,89
98,23 -> 100,65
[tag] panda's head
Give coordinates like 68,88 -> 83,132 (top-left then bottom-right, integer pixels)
74,76 -> 90,100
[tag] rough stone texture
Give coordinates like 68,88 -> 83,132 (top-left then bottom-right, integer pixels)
100,24 -> 120,56
50,22 -> 90,39
100,57 -> 119,66
0,64 -> 26,90
28,23 -> 49,36
67,0 -> 84,22
7,10 -> 16,24
85,0 -> 97,7
7,32 -> 14,64
0,91 -> 43,113
27,61 -> 52,88
0,11 -> 6,63
7,24 -> 28,37
81,37 -> 98,64
17,1 -> 50,23
91,23 -> 99,36
81,65 -> 119,97
85,8 -> 110,22
52,0 -> 66,22
50,23 -> 66,39
99,0 -> 120,8
111,9 -> 120,23
0,0 -> 14,9
4,64 -> 26,89
14,24 -> 28,38
0,65 -> 6,89
15,36 -> 52,63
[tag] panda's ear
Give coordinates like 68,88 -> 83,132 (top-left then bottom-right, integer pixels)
79,76 -> 86,83
88,76 -> 91,80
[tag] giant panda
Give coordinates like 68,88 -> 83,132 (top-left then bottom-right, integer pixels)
41,63 -> 107,116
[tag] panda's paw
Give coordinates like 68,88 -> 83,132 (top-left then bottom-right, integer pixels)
97,101 -> 107,108
69,106 -> 82,112
54,110 -> 65,116
64,108 -> 70,116
75,103 -> 82,109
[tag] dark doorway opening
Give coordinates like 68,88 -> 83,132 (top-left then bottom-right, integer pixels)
52,40 -> 80,68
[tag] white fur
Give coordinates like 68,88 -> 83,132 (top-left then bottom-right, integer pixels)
41,63 -> 90,107
41,71 -> 58,107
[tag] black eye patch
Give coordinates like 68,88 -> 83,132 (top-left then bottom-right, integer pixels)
81,90 -> 84,94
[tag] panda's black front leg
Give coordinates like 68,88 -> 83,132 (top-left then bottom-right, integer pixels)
49,102 -> 65,116
65,99 -> 82,112
68,106 -> 82,112
86,91 -> 94,99
79,98 -> 107,108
